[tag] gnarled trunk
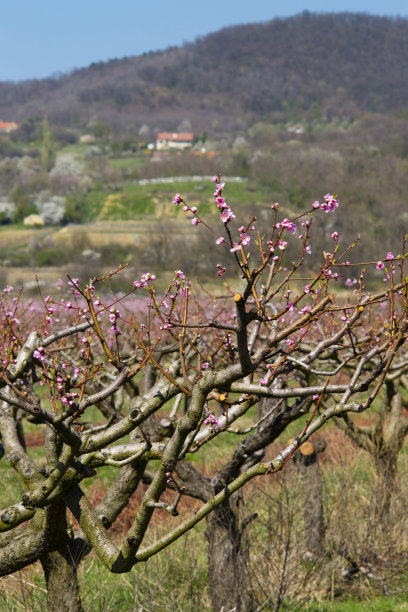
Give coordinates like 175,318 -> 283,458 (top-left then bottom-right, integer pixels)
293,440 -> 326,558
41,545 -> 83,612
372,449 -> 398,530
40,501 -> 83,612
206,499 -> 252,612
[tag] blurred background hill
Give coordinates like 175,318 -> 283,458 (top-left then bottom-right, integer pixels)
1,13 -> 408,130
0,12 -> 408,290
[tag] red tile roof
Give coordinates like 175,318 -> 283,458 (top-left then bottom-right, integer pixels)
157,132 -> 193,142
0,122 -> 18,130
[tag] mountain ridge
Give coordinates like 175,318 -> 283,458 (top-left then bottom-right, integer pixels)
1,12 -> 408,131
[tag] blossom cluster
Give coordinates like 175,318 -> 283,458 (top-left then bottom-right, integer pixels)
134,272 -> 157,289
204,412 -> 220,431
212,177 -> 236,224
313,193 -> 339,212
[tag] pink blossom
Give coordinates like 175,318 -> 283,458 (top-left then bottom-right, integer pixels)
33,348 -> 45,360
211,176 -> 218,183
278,240 -> 287,250
278,218 -> 297,234
312,200 -> 320,209
202,362 -> 209,369
204,413 -> 219,427
376,261 -> 385,271
220,208 -> 235,223
214,182 -> 225,196
216,237 -> 225,244
386,252 -> 394,260
173,193 -> 182,205
191,206 -> 197,213
321,194 -> 339,213
135,272 -> 157,288
230,243 -> 241,252
240,232 -> 251,246
141,272 -> 156,283
331,232 -> 339,240
192,218 -> 199,226
305,245 -> 312,255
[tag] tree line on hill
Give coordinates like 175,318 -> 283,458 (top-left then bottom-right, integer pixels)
1,13 -> 408,133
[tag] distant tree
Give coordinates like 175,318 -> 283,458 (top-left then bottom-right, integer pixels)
41,116 -> 56,174
92,121 -> 111,141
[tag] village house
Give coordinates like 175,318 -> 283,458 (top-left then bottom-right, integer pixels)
287,123 -> 304,135
0,122 -> 19,133
156,132 -> 193,151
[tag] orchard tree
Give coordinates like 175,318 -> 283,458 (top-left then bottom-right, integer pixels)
0,177 -> 407,611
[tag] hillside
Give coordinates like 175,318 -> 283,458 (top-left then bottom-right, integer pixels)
1,13 -> 408,132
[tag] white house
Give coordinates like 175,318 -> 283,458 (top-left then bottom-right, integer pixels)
156,132 -> 193,151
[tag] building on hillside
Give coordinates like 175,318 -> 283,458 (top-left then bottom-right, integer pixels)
79,134 -> 96,144
0,121 -> 19,133
287,124 -> 304,135
156,132 -> 193,151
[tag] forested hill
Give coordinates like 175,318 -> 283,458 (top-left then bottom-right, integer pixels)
1,12 -> 408,131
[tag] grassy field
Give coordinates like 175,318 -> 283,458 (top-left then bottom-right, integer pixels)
1,400 -> 408,611
0,178 -> 275,291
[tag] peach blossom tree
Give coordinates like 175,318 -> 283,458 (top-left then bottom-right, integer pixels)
0,177 -> 407,611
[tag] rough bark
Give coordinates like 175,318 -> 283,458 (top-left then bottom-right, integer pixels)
41,546 -> 83,612
40,501 -> 83,612
205,398 -> 309,612
206,499 -> 252,612
372,449 -> 398,530
293,440 -> 326,558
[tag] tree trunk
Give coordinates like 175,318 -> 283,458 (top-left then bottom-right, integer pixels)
41,545 -> 83,612
372,449 -> 398,530
293,440 -> 326,558
206,499 -> 252,612
40,501 -> 83,612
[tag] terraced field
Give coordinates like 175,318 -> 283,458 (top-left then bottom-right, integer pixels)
1,178 -> 274,290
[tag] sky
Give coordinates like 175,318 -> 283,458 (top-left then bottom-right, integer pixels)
2,0 -> 408,82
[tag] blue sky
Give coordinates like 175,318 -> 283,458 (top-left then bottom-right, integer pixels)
2,0 -> 407,82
